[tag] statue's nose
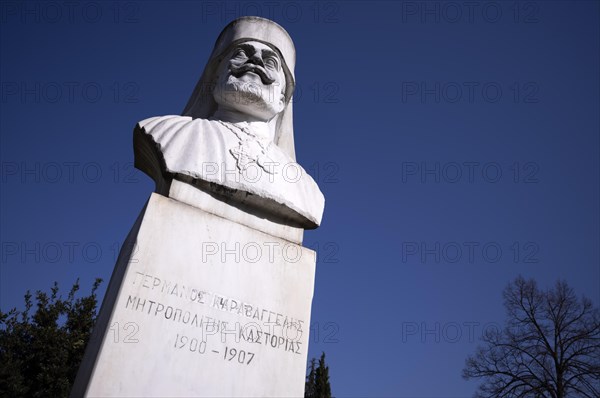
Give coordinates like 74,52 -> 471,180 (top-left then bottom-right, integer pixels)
247,53 -> 264,67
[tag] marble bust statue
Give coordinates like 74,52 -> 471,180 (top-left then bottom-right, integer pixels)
134,16 -> 324,231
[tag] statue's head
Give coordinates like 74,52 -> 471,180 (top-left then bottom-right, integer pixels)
183,17 -> 297,159
213,40 -> 287,121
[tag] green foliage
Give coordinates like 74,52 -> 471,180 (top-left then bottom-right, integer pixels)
305,357 -> 317,397
305,352 -> 332,398
0,279 -> 102,398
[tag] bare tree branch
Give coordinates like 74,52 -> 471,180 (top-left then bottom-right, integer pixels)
463,276 -> 600,398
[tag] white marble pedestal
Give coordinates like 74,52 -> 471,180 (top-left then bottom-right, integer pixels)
71,193 -> 316,397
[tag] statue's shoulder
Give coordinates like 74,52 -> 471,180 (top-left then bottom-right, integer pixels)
133,115 -> 234,193
137,115 -> 200,134
136,115 -> 231,142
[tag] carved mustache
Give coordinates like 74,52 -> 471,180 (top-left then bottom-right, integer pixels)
229,63 -> 275,85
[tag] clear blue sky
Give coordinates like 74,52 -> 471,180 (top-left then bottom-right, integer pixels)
1,1 -> 599,396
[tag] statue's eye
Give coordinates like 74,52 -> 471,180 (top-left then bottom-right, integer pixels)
264,57 -> 279,70
233,49 -> 246,58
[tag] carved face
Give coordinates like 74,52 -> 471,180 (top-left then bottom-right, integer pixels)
213,41 -> 287,121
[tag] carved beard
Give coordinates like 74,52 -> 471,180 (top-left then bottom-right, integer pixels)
213,73 -> 284,118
